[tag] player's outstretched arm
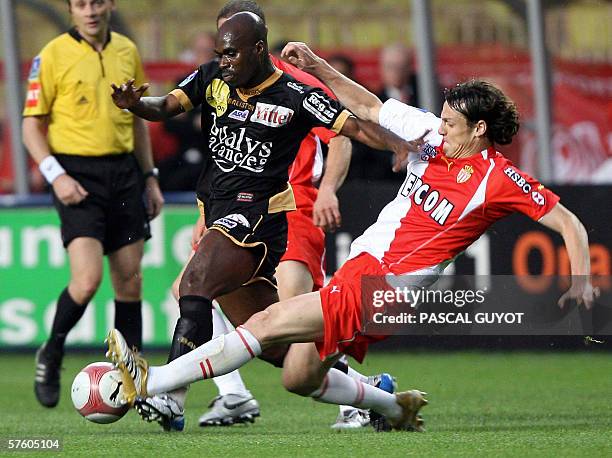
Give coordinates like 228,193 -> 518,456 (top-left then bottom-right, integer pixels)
111,79 -> 183,122
133,117 -> 164,219
340,117 -> 427,172
281,42 -> 382,123
313,135 -> 352,232
539,203 -> 599,309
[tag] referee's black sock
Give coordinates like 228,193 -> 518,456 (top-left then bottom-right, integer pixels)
167,295 -> 214,363
46,288 -> 87,357
114,300 -> 142,352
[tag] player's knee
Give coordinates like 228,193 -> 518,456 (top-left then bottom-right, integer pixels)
242,309 -> 274,345
243,305 -> 288,347
114,268 -> 141,285
282,368 -> 320,396
70,275 -> 102,303
113,270 -> 142,297
70,282 -> 99,304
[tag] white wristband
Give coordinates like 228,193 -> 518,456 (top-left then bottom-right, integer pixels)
39,156 -> 66,184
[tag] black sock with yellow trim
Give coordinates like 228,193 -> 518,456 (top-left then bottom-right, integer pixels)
167,295 -> 214,363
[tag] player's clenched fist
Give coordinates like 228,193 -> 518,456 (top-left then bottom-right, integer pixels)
392,130 -> 431,172
280,42 -> 322,73
111,78 -> 150,109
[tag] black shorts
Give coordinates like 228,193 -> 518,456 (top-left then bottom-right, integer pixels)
52,153 -> 151,254
202,199 -> 288,287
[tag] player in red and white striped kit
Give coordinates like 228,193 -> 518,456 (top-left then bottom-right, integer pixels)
107,44 -> 597,432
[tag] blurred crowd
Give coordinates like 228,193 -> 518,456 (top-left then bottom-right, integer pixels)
0,37 -> 442,194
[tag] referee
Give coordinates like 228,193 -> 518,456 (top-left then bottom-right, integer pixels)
22,0 -> 163,408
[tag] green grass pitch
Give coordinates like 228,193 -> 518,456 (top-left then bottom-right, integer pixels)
1,351 -> 611,457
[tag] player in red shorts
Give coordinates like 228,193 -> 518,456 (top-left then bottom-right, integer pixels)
108,50 -> 598,431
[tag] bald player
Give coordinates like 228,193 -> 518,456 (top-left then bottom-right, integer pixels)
110,12 -> 414,430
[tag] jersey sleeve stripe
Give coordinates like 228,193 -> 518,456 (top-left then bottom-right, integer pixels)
169,88 -> 193,112
458,159 -> 496,220
331,110 -> 351,134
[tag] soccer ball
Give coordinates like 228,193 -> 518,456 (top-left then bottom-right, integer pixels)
71,362 -> 129,424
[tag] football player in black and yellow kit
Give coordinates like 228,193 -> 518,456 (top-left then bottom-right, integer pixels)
109,11 -> 412,428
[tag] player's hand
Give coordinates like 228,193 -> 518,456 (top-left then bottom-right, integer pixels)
111,79 -> 149,109
191,215 -> 206,250
313,186 -> 341,232
558,277 -> 600,310
280,42 -> 322,74
52,174 -> 89,206
144,177 -> 164,219
392,130 -> 430,172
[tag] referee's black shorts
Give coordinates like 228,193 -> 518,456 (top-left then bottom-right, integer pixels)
52,153 -> 151,254
202,199 -> 288,288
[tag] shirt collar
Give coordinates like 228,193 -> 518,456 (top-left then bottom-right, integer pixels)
68,27 -> 112,50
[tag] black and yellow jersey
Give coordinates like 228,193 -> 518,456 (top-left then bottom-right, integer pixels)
23,28 -> 146,157
170,62 -> 351,214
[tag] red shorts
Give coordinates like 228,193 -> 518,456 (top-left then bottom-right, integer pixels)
281,207 -> 326,291
316,253 -> 389,363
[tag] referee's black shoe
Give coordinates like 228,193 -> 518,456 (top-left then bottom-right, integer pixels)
34,343 -> 62,408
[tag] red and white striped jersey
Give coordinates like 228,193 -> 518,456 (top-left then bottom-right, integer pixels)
348,99 -> 560,274
271,55 -> 337,211
287,133 -> 324,211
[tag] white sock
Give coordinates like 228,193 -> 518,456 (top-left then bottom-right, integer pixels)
346,366 -> 369,383
211,305 -> 251,397
338,356 -> 367,413
147,327 -> 261,396
310,368 -> 401,421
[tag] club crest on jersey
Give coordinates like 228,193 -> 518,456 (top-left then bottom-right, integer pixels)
228,109 -> 249,122
456,165 -> 473,184
206,78 -> 230,117
531,191 -> 545,206
250,102 -> 294,127
419,143 -> 437,161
